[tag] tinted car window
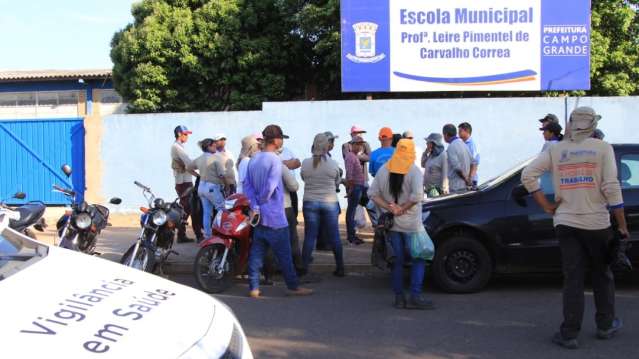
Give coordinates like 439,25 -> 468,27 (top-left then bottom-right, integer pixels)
620,154 -> 639,189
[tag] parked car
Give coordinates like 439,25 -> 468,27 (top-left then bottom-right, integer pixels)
0,212 -> 253,359
423,144 -> 639,293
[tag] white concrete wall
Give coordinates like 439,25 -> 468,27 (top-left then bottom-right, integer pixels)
100,97 -> 639,211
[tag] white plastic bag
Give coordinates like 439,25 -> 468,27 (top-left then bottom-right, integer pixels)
355,205 -> 367,229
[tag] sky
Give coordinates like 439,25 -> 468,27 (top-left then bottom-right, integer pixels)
0,0 -> 138,70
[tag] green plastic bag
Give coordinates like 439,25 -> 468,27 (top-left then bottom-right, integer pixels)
409,230 -> 435,261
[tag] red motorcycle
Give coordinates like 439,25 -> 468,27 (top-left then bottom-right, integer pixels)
194,193 -> 256,293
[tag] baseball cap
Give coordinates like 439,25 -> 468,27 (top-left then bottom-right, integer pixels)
540,122 -> 563,134
262,124 -> 289,139
350,125 -> 366,134
174,125 -> 192,136
378,127 -> 393,140
538,114 -> 559,124
324,131 -> 339,140
253,132 -> 264,141
212,133 -> 227,141
402,130 -> 414,139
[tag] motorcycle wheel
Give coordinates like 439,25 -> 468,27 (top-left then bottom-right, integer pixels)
194,244 -> 234,294
121,244 -> 156,273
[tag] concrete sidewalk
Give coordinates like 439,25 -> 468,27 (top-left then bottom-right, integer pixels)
37,218 -> 381,276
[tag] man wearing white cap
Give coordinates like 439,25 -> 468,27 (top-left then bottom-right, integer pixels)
342,125 -> 372,181
522,107 -> 628,349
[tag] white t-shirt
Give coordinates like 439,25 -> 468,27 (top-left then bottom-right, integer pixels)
279,147 -> 300,176
237,157 -> 250,194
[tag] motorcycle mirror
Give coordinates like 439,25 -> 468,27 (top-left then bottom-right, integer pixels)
13,192 -> 26,200
61,164 -> 73,177
109,197 -> 122,205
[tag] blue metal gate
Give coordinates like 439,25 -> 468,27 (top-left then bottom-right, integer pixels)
0,118 -> 85,205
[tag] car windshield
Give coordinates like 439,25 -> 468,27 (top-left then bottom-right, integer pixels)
0,216 -> 49,281
477,158 -> 534,191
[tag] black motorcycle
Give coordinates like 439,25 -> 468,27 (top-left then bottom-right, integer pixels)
1,192 -> 47,239
120,181 -> 187,274
54,165 -> 121,254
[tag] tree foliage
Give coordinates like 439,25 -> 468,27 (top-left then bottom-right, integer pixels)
112,0 -> 639,112
111,0 -> 306,112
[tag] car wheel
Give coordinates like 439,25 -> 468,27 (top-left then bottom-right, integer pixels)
433,235 -> 492,293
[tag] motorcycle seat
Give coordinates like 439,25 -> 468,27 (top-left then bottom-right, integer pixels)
9,202 -> 46,229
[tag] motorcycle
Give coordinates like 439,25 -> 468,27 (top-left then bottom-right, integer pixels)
1,192 -> 47,239
194,193 -> 257,293
120,181 -> 186,274
54,164 -> 121,254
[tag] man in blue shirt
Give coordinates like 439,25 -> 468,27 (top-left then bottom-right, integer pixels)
369,127 -> 395,177
458,122 -> 480,187
243,124 -> 313,298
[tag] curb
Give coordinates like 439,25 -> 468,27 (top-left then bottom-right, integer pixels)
163,262 -> 380,276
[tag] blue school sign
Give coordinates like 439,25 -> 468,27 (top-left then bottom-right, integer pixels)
341,0 -> 591,92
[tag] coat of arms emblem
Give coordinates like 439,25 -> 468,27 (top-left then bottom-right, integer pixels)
346,22 -> 386,64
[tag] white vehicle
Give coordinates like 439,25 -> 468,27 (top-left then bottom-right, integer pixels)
0,212 -> 253,359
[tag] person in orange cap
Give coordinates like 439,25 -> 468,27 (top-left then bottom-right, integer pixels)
369,127 -> 395,177
368,139 -> 433,310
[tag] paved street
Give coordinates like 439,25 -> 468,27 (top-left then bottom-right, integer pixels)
40,227 -> 639,359
169,273 -> 639,359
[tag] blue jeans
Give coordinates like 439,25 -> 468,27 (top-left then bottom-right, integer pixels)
302,201 -> 344,270
389,231 -> 426,296
248,225 -> 299,291
346,185 -> 365,241
198,182 -> 225,238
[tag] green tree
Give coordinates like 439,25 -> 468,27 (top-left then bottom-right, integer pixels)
589,0 -> 639,96
111,0 -> 307,112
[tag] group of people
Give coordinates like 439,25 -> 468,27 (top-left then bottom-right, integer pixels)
169,122 -> 482,305
168,110 -> 630,343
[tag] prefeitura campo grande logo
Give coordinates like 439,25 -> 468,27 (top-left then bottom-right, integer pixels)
346,22 -> 386,64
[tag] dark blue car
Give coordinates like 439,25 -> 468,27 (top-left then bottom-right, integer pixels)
422,144 -> 639,293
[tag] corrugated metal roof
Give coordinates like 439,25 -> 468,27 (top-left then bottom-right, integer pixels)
0,69 -> 112,82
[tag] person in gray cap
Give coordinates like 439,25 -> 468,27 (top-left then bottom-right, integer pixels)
540,121 -> 564,152
522,107 -> 628,349
422,133 -> 449,197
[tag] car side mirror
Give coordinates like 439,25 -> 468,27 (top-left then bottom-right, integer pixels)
61,164 -> 72,177
109,197 -> 122,205
13,192 -> 26,200
511,184 -> 529,208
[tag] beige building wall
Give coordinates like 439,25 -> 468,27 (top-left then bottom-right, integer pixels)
83,115 -> 104,204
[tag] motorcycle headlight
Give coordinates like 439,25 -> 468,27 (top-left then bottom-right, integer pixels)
152,211 -> 168,226
75,212 -> 92,229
